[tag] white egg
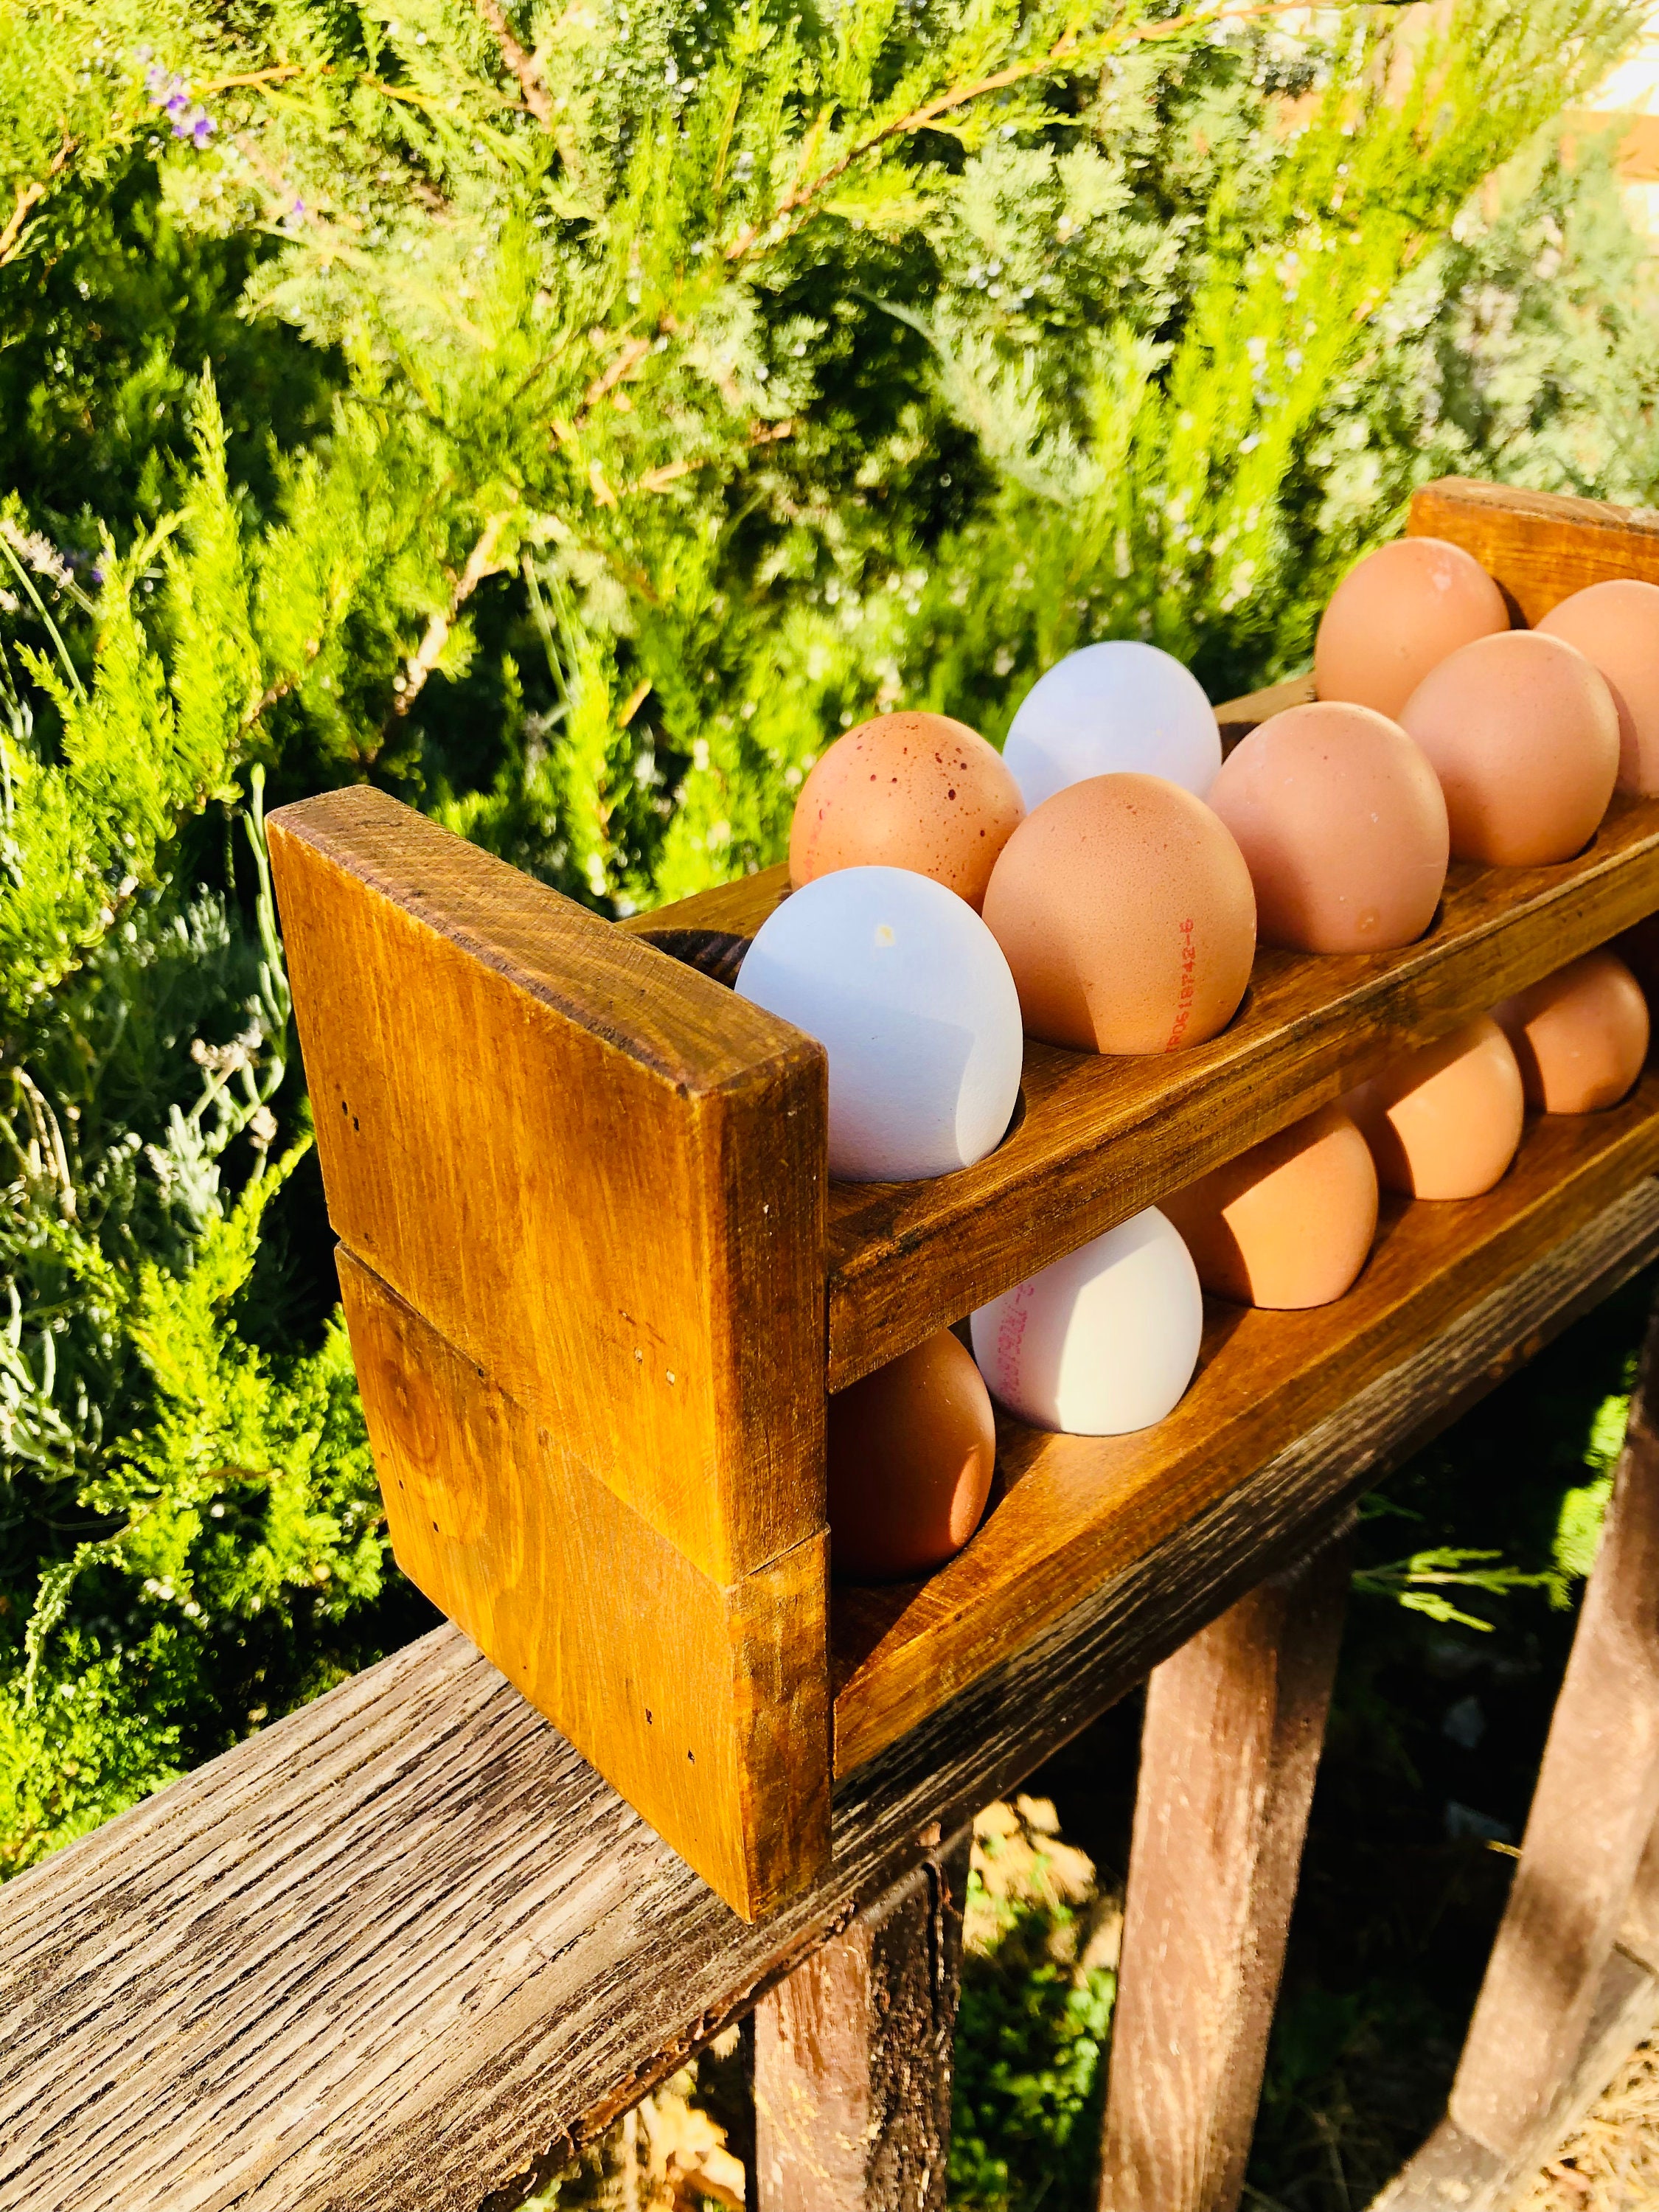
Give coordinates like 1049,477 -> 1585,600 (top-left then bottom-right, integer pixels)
1003,641 -> 1221,809
736,866 -> 1023,1182
970,1208 -> 1203,1434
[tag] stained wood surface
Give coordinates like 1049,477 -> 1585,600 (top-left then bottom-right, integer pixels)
831,1083 -> 1659,1775
752,1827 -> 971,2211
1099,1526 -> 1353,2212
6,1182 -> 1658,2212
1408,477 -> 1659,625
270,785 -> 827,1586
1450,1293 -> 1659,2158
338,1252 -> 830,1919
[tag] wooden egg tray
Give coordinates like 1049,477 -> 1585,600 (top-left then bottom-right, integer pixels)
270,478 -> 1659,1920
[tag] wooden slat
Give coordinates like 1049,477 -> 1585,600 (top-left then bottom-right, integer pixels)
1408,477 -> 1659,627
5,1183 -> 1658,2212
1099,1525 -> 1352,2212
830,1082 -> 1659,1775
752,1826 -> 972,2211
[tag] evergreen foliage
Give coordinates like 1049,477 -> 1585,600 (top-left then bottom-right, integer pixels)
4,0 -> 1659,1878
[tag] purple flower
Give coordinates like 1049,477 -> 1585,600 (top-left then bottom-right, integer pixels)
192,115 -> 213,146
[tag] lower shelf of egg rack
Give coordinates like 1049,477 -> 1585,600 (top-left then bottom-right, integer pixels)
825,1076 -> 1659,1774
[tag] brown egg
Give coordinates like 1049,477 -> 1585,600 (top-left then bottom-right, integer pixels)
1206,702 -> 1448,953
827,1328 -> 996,1581
1346,1017 -> 1525,1200
1492,951 -> 1649,1115
1399,631 -> 1619,866
1161,1106 -> 1379,1310
1537,580 -> 1659,796
1315,538 -> 1509,718
789,710 -> 1024,911
981,773 -> 1256,1054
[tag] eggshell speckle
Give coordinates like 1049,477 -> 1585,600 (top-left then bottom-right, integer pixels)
735,866 -> 1023,1182
1399,631 -> 1619,867
1537,580 -> 1659,796
1160,1106 -> 1379,1310
1002,641 -> 1222,809
789,710 -> 1025,911
1315,538 -> 1509,718
981,773 -> 1256,1054
1492,951 -> 1650,1115
1346,1017 -> 1525,1200
827,1329 -> 996,1580
970,1208 -> 1203,1436
1206,702 -> 1448,953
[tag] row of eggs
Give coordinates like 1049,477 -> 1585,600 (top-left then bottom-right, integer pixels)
832,945 -> 1653,1582
735,541 -> 1659,1183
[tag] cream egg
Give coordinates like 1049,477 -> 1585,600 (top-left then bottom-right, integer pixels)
1399,631 -> 1618,867
788,710 -> 1025,911
1161,1106 -> 1379,1310
1206,702 -> 1448,953
1002,641 -> 1221,809
1492,951 -> 1649,1115
982,773 -> 1256,1054
1537,580 -> 1659,796
827,1329 -> 997,1580
1346,1017 -> 1525,1200
735,866 -> 1023,1181
1315,538 -> 1509,717
970,1208 -> 1203,1436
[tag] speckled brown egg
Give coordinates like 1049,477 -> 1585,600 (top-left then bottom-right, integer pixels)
1537,580 -> 1659,796
1315,538 -> 1509,718
1206,702 -> 1449,953
1492,951 -> 1649,1115
1161,1105 -> 1379,1310
1346,1017 -> 1525,1200
789,711 -> 1024,911
981,773 -> 1256,1054
827,1328 -> 996,1581
1399,631 -> 1619,866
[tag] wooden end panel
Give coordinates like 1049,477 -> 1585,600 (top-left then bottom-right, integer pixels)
268,787 -> 828,1587
339,1251 -> 830,1920
1409,478 -> 1659,625
831,1084 -> 1659,1775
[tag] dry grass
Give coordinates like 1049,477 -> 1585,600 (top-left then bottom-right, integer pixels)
1515,2039 -> 1659,2212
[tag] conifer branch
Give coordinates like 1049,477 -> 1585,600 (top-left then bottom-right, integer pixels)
389,512 -> 513,723
0,136 -> 74,270
472,0 -> 556,125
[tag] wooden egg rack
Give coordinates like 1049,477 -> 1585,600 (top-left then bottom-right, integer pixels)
270,478 -> 1659,1921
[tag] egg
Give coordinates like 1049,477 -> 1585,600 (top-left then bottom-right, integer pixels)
1492,951 -> 1649,1115
970,1208 -> 1203,1435
1399,631 -> 1619,867
735,866 -> 1023,1181
1160,1106 -> 1379,1310
827,1329 -> 996,1580
1537,580 -> 1659,796
788,710 -> 1025,911
1315,537 -> 1509,718
1206,702 -> 1448,953
1001,641 -> 1221,810
1346,1017 -> 1525,1200
981,773 -> 1256,1054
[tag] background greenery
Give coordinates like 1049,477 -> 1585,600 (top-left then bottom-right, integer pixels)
4,0 -> 1659,2199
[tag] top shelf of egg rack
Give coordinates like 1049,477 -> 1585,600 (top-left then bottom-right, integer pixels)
625,481 -> 1659,1391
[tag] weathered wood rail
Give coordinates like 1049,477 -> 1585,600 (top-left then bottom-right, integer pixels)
4,1180 -> 1659,2212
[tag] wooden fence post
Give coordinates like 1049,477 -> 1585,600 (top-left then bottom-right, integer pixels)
1447,1293 -> 1659,2159
1097,1519 -> 1355,2212
752,1825 -> 973,2211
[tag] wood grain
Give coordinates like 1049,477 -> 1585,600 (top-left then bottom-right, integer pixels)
6,1183 -> 1657,2212
831,1083 -> 1659,1776
270,785 -> 828,1586
1408,477 -> 1659,625
752,1827 -> 971,2211
338,1251 -> 830,1920
1099,1526 -> 1352,2212
1450,1293 -> 1659,2158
